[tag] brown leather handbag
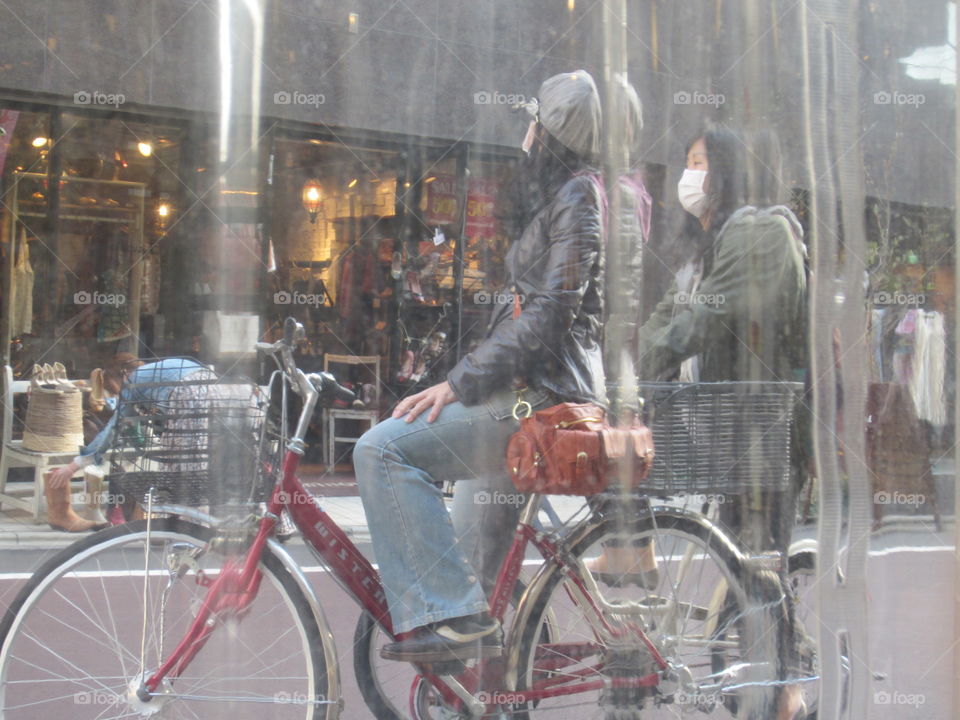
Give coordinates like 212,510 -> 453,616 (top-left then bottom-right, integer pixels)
506,402 -> 654,496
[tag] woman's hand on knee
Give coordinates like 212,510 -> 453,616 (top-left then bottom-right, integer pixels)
392,381 -> 457,424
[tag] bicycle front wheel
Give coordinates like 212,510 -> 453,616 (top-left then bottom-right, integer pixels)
510,506 -> 783,718
0,518 -> 334,720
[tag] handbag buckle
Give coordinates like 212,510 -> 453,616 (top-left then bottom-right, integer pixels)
512,389 -> 533,420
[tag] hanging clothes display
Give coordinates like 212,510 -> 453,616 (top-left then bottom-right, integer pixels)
891,308 -> 916,387
10,228 -> 33,337
96,228 -> 131,343
868,308 -> 885,382
910,310 -> 947,426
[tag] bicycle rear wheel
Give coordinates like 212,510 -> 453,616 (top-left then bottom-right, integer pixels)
0,518 -> 334,720
510,506 -> 784,719
353,579 -> 552,720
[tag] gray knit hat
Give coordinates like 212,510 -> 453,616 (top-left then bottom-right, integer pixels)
522,70 -> 602,159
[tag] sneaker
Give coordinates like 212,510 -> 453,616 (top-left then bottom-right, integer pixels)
380,612 -> 502,663
587,545 -> 660,590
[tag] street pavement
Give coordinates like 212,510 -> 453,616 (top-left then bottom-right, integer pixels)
0,473 -> 954,719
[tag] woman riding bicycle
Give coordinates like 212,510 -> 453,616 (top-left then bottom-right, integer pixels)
634,124 -> 809,719
354,69 -> 641,664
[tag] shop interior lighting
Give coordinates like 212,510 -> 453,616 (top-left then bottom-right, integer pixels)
31,136 -> 48,148
348,177 -> 358,189
302,178 -> 324,223
138,142 -> 153,157
157,203 -> 170,218
424,176 -> 436,184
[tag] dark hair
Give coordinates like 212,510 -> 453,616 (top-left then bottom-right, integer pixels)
498,124 -> 592,238
744,126 -> 783,207
701,124 -> 745,234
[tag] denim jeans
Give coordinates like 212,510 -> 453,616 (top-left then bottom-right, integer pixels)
354,387 -> 550,633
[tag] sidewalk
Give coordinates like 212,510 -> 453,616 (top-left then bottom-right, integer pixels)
3,465 -> 953,551
0,472 -> 595,550
0,471 -> 370,550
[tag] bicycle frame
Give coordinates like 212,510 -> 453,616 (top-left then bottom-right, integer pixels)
141,441 -> 665,713
138,327 -> 667,713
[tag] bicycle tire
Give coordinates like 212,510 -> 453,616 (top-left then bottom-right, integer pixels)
0,518 -> 334,720
509,507 -> 785,719
353,580 -> 550,720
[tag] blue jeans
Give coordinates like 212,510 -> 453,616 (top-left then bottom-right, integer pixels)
354,388 -> 550,633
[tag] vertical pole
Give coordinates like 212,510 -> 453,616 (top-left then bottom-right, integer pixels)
953,1 -> 960,714
600,0 -> 629,420
454,142 -> 470,363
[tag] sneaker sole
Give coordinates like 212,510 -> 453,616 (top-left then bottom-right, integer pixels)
592,569 -> 659,590
380,643 -> 503,663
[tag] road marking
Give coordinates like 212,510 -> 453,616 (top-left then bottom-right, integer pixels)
0,546 -> 951,581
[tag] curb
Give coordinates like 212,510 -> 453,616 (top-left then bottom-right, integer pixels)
0,524 -> 372,551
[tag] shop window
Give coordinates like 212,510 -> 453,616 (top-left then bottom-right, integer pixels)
0,109 -> 187,375
269,138 -> 399,370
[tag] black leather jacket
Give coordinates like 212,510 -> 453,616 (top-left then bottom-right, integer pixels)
448,174 -> 610,407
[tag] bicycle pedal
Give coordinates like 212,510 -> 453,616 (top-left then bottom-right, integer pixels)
417,658 -> 468,676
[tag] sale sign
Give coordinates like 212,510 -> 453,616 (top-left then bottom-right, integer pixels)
423,173 -> 499,238
465,177 -> 497,238
424,173 -> 458,225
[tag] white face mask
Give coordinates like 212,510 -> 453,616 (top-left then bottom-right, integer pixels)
521,120 -> 538,154
677,168 -> 708,217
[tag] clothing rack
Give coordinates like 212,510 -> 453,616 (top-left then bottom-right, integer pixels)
2,172 -> 146,366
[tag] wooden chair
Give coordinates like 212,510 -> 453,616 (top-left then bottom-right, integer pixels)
322,354 -> 381,468
0,365 -> 83,521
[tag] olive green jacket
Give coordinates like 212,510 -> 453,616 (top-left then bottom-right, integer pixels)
636,205 -> 807,383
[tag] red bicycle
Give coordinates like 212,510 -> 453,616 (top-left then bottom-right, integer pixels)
0,319 -> 792,719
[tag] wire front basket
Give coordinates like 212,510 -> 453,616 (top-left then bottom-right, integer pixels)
637,381 -> 803,496
105,360 -> 268,510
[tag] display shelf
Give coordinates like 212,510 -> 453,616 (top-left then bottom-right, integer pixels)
2,171 -> 147,365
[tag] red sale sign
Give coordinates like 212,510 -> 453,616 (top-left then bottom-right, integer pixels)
424,174 -> 458,225
423,174 -> 499,238
465,177 -> 497,238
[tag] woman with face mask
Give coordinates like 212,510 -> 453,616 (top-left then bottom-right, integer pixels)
597,124 -> 810,720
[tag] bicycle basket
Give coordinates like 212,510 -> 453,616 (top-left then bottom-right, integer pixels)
637,381 -> 803,496
105,360 -> 268,509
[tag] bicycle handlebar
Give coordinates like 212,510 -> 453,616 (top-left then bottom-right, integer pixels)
257,319 -> 356,402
